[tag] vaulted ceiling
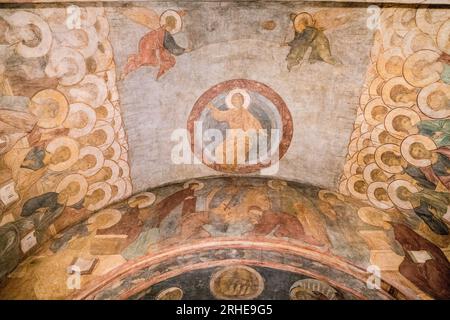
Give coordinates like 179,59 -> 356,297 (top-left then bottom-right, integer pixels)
0,0 -> 449,300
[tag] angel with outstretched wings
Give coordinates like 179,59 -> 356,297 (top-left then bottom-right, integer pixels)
282,9 -> 350,71
120,7 -> 191,80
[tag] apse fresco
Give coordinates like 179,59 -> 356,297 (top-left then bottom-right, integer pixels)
0,0 -> 449,301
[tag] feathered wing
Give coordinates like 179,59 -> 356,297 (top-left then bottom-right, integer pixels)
313,8 -> 351,32
122,6 -> 160,30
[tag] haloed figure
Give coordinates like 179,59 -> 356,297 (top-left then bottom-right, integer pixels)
283,12 -> 342,71
122,8 -> 191,80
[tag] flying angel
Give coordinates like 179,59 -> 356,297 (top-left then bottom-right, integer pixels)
120,7 -> 191,80
282,9 -> 351,71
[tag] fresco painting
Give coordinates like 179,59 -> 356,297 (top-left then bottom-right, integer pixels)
0,1 -> 448,301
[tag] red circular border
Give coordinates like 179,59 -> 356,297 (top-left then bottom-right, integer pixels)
187,79 -> 293,173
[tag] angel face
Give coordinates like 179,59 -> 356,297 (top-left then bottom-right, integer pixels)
292,12 -> 314,33
164,15 -> 177,32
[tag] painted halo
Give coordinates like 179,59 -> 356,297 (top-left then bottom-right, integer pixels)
210,265 -> 264,300
225,88 -> 251,109
77,146 -> 105,177
357,206 -> 392,229
155,287 -> 184,300
347,174 -> 368,200
64,103 -> 97,138
356,131 -> 372,150
56,174 -> 88,206
29,89 -> 69,129
400,134 -> 437,168
86,182 -> 112,211
381,76 -> 417,108
363,98 -> 390,126
182,179 -> 205,191
103,159 -> 120,184
374,143 -> 404,174
437,20 -> 450,55
384,108 -> 421,139
5,11 -> 52,58
46,136 -> 80,172
367,181 -> 394,210
357,146 -> 376,167
403,50 -> 442,88
363,162 -> 392,184
110,178 -> 127,203
415,8 -> 448,36
402,29 -> 437,57
59,74 -> 107,108
92,121 -> 115,150
343,153 -> 358,178
392,8 -> 416,37
417,82 -> 450,119
376,48 -> 405,80
268,179 -> 288,190
88,208 -> 122,230
45,47 -> 86,86
128,192 -> 156,209
293,12 -> 314,32
387,179 -> 419,210
289,279 -> 338,300
159,10 -> 182,34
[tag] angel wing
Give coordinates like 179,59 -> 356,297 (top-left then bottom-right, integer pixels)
122,6 -> 161,30
313,8 -> 351,32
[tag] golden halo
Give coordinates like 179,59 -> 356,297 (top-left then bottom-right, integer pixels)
103,160 -> 120,184
29,89 -> 69,129
118,159 -> 130,178
86,182 -> 112,211
400,134 -> 437,167
156,287 -> 183,300
370,123 -> 388,146
64,103 -> 97,138
293,12 -> 314,32
357,146 -> 376,167
417,82 -> 450,119
357,206 -> 392,229
56,174 -> 88,206
92,121 -> 115,150
110,178 -> 127,203
225,88 -> 251,109
374,143 -> 404,174
289,279 -> 338,300
267,179 -> 288,190
160,10 -> 182,34
128,192 -> 156,209
381,76 -> 417,108
367,181 -> 394,210
402,29 -> 437,57
376,48 -> 405,80
369,77 -> 384,99
356,131 -> 372,150
387,179 -> 419,210
363,98 -> 390,126
363,162 -> 393,184
393,8 -> 416,37
415,8 -> 448,36
437,20 -> 450,55
88,208 -> 122,230
46,136 -> 80,172
183,179 -> 204,190
210,265 -> 264,300
77,146 -> 104,177
403,50 -> 442,88
384,108 -> 421,139
347,174 -> 368,200
343,154 -> 357,179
